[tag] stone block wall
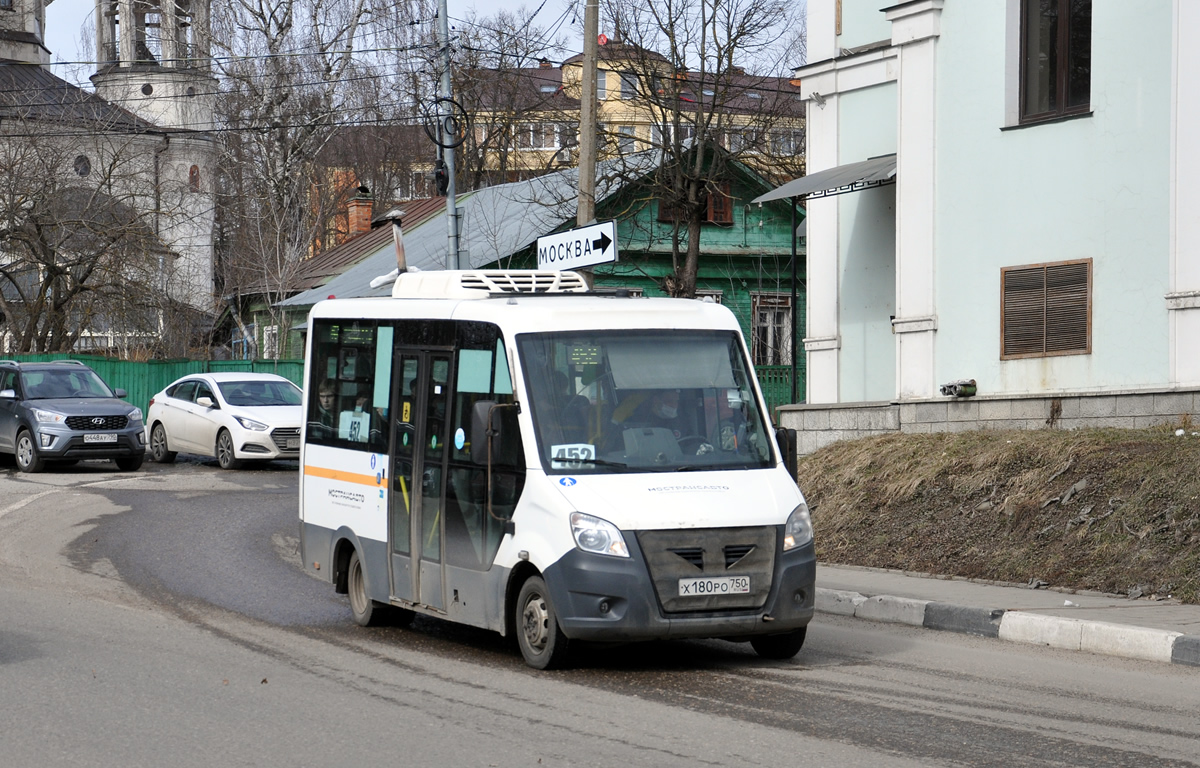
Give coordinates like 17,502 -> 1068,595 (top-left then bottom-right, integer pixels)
779,389 -> 1200,456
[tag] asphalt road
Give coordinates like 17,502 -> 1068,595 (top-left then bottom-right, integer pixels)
2,456 -> 1198,767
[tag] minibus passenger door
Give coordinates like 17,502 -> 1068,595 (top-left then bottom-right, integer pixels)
387,350 -> 451,612
388,353 -> 420,605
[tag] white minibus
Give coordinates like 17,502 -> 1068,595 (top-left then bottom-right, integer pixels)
298,269 -> 814,669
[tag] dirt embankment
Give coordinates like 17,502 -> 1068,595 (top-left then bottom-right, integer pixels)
795,426 -> 1200,603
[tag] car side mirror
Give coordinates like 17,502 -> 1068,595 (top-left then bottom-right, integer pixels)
114,388 -> 127,398
197,396 -> 216,409
0,389 -> 14,399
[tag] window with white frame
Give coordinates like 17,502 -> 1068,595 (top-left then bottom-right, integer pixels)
617,125 -> 636,154
262,324 -> 279,359
770,129 -> 803,156
516,123 -> 559,150
621,72 -> 638,100
751,293 -> 792,366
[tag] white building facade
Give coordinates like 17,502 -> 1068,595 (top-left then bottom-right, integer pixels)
0,0 -> 216,354
775,0 -> 1200,453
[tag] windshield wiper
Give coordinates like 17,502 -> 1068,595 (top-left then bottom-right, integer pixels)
551,457 -> 628,469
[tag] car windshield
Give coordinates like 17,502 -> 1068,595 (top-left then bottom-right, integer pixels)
217,379 -> 302,406
517,330 -> 774,474
21,368 -> 114,399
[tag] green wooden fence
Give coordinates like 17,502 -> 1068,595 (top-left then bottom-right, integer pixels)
3,354 -> 800,425
755,365 -> 801,417
1,355 -> 305,415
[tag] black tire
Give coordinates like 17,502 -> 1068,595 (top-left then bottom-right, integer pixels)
515,575 -> 570,670
215,429 -> 241,470
750,627 -> 807,660
15,430 -> 44,473
149,423 -> 177,463
115,454 -> 144,471
348,550 -> 386,627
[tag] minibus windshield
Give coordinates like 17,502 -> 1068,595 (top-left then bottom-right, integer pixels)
518,330 -> 775,474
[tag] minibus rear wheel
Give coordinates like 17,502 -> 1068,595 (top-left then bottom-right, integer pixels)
750,627 -> 807,660
515,575 -> 570,670
348,550 -> 384,627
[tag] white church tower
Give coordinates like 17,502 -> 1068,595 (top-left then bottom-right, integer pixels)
89,0 -> 219,315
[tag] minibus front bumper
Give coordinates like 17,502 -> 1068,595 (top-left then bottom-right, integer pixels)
541,530 -> 816,643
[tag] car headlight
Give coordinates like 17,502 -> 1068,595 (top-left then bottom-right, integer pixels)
33,408 -> 66,424
570,512 -> 629,558
234,416 -> 269,431
128,407 -> 143,423
783,502 -> 813,551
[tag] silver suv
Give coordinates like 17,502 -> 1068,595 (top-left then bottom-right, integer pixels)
0,360 -> 146,472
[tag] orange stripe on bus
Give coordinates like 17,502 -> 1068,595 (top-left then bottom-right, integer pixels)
303,464 -> 389,489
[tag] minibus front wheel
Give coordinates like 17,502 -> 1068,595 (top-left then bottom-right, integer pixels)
515,575 -> 570,670
750,627 -> 807,660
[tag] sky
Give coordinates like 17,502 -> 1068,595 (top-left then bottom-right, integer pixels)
43,0 -> 577,87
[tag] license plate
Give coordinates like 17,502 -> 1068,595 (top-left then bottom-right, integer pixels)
285,438 -> 300,450
84,433 -> 117,444
679,576 -> 750,597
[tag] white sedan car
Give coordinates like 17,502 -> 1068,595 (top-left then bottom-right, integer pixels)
145,372 -> 303,469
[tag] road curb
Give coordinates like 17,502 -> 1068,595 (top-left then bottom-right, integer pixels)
815,587 -> 1200,667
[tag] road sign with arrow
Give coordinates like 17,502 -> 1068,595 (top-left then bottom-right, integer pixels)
536,221 -> 618,271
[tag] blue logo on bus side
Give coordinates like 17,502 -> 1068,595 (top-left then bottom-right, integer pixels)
559,477 -> 576,487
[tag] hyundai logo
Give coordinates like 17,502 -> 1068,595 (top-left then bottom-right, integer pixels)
91,417 -> 105,426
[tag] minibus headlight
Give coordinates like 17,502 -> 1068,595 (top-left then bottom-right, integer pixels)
570,512 -> 630,558
783,502 -> 813,551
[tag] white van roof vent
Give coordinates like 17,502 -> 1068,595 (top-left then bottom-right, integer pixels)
392,269 -> 588,299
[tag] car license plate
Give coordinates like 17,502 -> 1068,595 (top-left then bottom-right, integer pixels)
285,438 -> 300,450
679,576 -> 750,596
84,433 -> 117,444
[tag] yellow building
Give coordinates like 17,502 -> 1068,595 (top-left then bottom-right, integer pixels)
456,40 -> 805,187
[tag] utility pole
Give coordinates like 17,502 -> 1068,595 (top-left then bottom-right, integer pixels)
576,0 -> 599,228
436,0 -> 460,268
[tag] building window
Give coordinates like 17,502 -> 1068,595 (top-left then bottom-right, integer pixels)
1001,258 -> 1091,359
751,294 -> 792,366
706,182 -> 733,225
695,289 -> 723,303
617,125 -> 636,154
73,155 -> 91,177
557,122 -> 578,148
770,130 -> 803,156
262,324 -> 279,359
596,70 -> 607,100
621,72 -> 638,100
1020,0 -> 1091,122
188,165 -> 201,192
517,123 -> 559,150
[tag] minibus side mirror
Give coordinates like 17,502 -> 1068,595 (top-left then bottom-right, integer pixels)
470,400 -> 523,467
775,426 -> 798,483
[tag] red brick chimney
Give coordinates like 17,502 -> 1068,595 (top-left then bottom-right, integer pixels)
347,186 -> 373,237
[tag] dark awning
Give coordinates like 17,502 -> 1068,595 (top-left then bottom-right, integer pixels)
753,154 -> 897,203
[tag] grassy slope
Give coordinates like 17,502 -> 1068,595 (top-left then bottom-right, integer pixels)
795,427 -> 1200,603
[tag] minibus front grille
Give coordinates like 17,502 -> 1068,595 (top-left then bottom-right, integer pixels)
724,544 -> 755,568
669,547 -> 704,569
637,527 -> 776,613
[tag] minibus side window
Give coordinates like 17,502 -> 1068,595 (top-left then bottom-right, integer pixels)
307,320 -> 389,452
444,328 -> 524,570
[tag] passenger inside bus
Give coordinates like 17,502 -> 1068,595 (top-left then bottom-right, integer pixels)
309,378 -> 339,440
